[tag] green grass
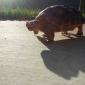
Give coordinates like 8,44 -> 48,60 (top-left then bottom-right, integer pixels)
0,8 -> 40,20
83,13 -> 85,17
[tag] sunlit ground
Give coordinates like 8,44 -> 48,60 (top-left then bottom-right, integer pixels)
0,21 -> 85,85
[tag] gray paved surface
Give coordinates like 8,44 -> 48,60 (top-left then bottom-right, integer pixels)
0,21 -> 85,85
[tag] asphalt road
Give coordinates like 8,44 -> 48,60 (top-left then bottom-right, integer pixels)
0,21 -> 85,85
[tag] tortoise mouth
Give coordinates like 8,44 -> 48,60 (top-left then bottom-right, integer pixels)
27,27 -> 33,31
28,28 -> 33,31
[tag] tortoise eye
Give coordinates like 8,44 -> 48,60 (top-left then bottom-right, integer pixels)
31,22 -> 35,25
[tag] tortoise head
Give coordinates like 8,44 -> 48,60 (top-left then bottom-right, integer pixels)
26,20 -> 39,31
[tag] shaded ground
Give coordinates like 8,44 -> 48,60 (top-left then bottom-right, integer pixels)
0,21 -> 85,85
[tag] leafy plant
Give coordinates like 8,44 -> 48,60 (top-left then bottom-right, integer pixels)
0,8 -> 40,20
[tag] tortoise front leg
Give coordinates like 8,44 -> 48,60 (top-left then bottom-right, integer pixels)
33,30 -> 39,34
44,31 -> 54,42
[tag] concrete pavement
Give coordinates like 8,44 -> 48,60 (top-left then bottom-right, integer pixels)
0,21 -> 85,85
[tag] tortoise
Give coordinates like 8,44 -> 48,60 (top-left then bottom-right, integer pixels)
26,5 -> 85,42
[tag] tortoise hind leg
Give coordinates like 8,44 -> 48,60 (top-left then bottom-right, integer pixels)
77,24 -> 83,36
